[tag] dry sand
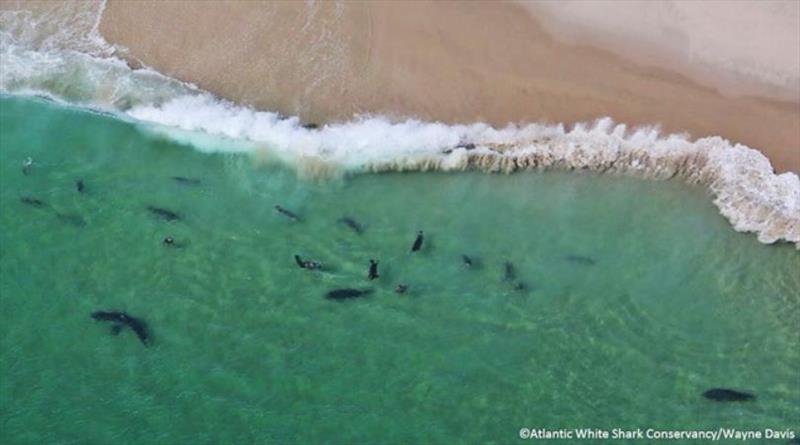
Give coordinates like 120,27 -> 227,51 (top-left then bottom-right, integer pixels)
524,0 -> 800,104
99,0 -> 800,173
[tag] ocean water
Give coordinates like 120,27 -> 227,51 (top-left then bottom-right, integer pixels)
1,96 -> 798,443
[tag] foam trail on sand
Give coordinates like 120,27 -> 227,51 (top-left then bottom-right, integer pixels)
1,0 -> 798,247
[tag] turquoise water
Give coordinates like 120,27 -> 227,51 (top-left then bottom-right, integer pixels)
1,96 -> 798,444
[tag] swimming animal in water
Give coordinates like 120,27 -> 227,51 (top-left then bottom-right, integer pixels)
294,254 -> 322,270
461,254 -> 473,268
76,179 -> 85,193
502,262 -> 527,291
702,388 -> 755,402
20,197 -> 47,208
503,261 -> 516,281
411,230 -> 424,252
91,311 -> 150,346
171,176 -> 201,186
368,259 -> 379,280
20,197 -> 83,226
338,216 -> 363,234
147,206 -> 181,221
162,236 -> 186,247
395,284 -> 409,294
22,157 -> 33,175
566,255 -> 596,266
325,288 -> 372,300
274,205 -> 300,222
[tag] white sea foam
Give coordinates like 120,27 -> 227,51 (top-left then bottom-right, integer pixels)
1,0 -> 798,247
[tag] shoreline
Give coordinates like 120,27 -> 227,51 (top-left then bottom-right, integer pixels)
108,95 -> 800,248
2,92 -> 798,247
98,0 -> 800,173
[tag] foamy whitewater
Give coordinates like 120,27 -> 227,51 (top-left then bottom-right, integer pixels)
1,1 -> 798,247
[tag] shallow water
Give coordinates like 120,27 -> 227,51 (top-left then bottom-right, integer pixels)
1,96 -> 798,444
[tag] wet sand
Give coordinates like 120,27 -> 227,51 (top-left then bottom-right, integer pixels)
99,0 -> 800,173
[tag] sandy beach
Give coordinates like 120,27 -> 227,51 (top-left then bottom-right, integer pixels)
98,0 -> 800,173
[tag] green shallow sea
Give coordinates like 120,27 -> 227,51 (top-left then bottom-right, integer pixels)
1,96 -> 798,444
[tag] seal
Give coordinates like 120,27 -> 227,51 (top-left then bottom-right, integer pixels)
294,254 -> 322,270
368,259 -> 379,280
503,261 -> 516,281
22,157 -> 33,175
461,254 -> 473,268
162,236 -> 186,247
411,230 -> 424,252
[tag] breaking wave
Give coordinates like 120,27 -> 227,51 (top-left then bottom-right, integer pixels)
1,0 -> 798,247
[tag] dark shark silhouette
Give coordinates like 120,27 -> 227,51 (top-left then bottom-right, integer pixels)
20,196 -> 48,208
702,388 -> 755,402
147,206 -> 181,221
91,311 -> 150,346
171,176 -> 201,186
275,205 -> 300,222
566,255 -> 596,266
326,288 -> 372,301
338,217 -> 363,234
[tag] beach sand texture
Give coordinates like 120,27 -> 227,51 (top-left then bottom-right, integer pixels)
98,0 -> 799,172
